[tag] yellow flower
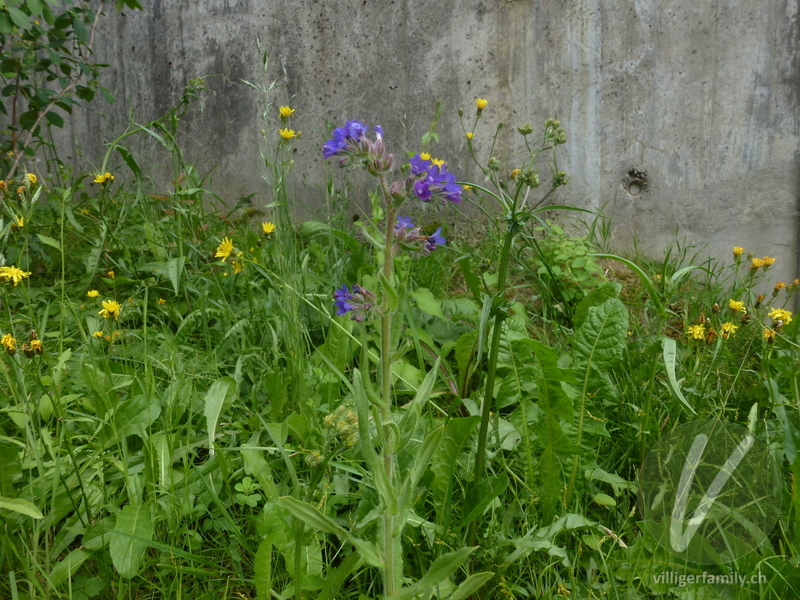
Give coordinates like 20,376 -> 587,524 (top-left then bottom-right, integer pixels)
462,184 -> 472,191
262,221 -> 276,235
728,299 -> 746,313
419,152 -> 431,161
774,282 -> 786,294
93,172 -> 115,184
279,128 -> 298,140
465,132 -> 474,140
686,324 -> 706,340
158,298 -> 166,305
732,246 -> 744,258
720,322 -> 738,338
279,106 -> 295,118
80,208 -> 90,215
475,98 -> 488,111
0,180 -> 6,189
99,299 -> 122,320
92,331 -> 103,338
750,257 -> 765,269
762,256 -> 776,267
87,290 -> 100,298
26,173 -> 36,185
763,328 -> 776,342
28,339 -> 43,355
13,215 -> 23,228
232,260 -> 244,274
768,307 -> 793,325
431,158 -> 446,167
2,333 -> 17,355
0,265 -> 32,286
510,169 -> 521,180
215,237 -> 234,260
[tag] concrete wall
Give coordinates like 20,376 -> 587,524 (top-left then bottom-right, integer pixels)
65,0 -> 800,283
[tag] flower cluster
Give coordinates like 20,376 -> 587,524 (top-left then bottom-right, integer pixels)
93,172 -> 115,185
3,330 -> 43,357
333,284 -> 376,322
323,120 -> 392,174
0,265 -> 32,286
323,405 -> 359,448
403,153 -> 462,205
393,216 -> 446,255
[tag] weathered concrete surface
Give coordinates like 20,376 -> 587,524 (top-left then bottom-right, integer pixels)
64,0 -> 800,283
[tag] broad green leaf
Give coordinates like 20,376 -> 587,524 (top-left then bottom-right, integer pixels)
0,496 -> 44,519
380,271 -> 399,312
0,444 -> 21,496
460,472 -> 509,527
111,394 -> 161,444
166,256 -> 185,295
573,282 -> 621,329
573,298 -> 628,370
204,377 -> 236,455
661,337 -> 697,415
404,425 -> 443,496
593,493 -> 616,507
241,433 -> 278,498
411,287 -> 443,319
318,551 -> 362,600
50,548 -> 90,586
109,503 -> 154,578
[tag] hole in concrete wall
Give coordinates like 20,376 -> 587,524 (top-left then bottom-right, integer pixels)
621,169 -> 648,198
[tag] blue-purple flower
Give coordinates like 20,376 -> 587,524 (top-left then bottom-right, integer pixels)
323,120 -> 392,174
408,154 -> 462,205
393,216 -> 446,256
333,284 -> 376,322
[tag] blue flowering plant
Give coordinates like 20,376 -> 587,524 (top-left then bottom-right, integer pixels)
280,119 -> 492,599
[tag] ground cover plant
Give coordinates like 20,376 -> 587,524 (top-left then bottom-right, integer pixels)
1,17 -> 800,600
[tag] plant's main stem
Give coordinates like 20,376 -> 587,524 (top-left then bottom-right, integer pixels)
378,174 -> 400,597
467,218 -> 515,548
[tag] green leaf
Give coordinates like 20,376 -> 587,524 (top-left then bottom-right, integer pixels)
661,337 -> 697,415
44,110 -> 64,128
430,416 -> 480,506
460,472 -> 509,527
389,547 -> 476,600
0,496 -> 44,519
444,572 -> 494,600
0,444 -> 21,496
111,394 -> 161,443
593,493 -> 616,507
254,538 -> 272,600
166,256 -> 185,295
109,503 -> 154,579
572,298 -> 628,370
204,377 -> 236,455
50,548 -> 90,586
573,282 -> 621,329
279,496 -> 383,568
37,233 -> 61,252
379,271 -> 399,312
410,287 -> 443,319
7,7 -> 30,29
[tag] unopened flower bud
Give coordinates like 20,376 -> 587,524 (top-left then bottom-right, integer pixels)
488,157 -> 500,172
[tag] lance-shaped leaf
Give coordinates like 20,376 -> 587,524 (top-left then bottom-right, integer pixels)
204,377 -> 236,455
279,496 -> 383,568
388,546 -> 476,600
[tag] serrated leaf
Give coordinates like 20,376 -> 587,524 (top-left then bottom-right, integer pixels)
254,538 -> 272,600
204,377 -> 236,455
430,416 -> 480,505
0,496 -> 44,519
37,233 -> 61,252
109,503 -> 153,578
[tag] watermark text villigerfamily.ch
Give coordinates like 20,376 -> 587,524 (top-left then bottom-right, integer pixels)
654,570 -> 767,587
